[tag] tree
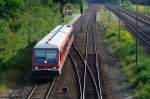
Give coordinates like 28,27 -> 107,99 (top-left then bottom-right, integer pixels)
0,0 -> 24,17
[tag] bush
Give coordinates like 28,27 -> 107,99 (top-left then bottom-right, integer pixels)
5,0 -> 24,8
134,56 -> 150,75
136,83 -> 150,99
114,42 -> 135,59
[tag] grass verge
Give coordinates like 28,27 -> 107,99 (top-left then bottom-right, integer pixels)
98,5 -> 150,99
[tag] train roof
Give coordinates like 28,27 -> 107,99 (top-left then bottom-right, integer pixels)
34,25 -> 73,50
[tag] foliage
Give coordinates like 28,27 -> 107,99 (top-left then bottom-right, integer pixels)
99,5 -> 150,98
136,83 -> 150,99
0,0 -> 80,94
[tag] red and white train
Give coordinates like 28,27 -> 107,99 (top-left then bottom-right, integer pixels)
32,25 -> 73,76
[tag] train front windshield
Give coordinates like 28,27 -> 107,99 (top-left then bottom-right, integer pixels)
35,49 -> 58,64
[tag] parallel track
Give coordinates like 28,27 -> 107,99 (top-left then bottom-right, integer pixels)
106,5 -> 150,48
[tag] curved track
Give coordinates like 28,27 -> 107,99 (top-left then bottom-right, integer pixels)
70,43 -> 101,99
70,5 -> 103,99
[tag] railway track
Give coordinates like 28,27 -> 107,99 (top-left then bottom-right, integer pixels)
70,5 -> 103,99
106,5 -> 150,26
86,21 -> 103,99
27,79 -> 55,99
70,43 -> 101,99
84,8 -> 102,99
106,5 -> 150,48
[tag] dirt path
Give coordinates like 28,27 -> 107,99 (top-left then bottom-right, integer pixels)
95,23 -> 134,99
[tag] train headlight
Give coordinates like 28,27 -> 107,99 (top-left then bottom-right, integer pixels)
35,67 -> 38,69
53,67 -> 56,70
44,60 -> 47,63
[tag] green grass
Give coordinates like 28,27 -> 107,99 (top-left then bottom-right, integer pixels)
99,5 -> 150,99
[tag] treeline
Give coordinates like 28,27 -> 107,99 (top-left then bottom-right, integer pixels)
0,0 -> 84,18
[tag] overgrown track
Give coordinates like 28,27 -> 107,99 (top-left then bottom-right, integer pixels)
106,5 -> 150,48
27,79 -> 55,99
70,5 -> 103,99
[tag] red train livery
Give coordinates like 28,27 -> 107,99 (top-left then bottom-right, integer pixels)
32,25 -> 73,76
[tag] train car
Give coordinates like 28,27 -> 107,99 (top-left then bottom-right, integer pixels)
32,25 -> 73,76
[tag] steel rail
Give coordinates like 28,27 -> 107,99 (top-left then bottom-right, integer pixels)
71,6 -> 102,99
84,10 -> 103,99
126,22 -> 150,47
106,5 -> 150,26
73,42 -> 101,99
69,51 -> 84,99
27,80 -> 55,99
106,5 -> 150,48
83,10 -> 101,99
82,12 -> 99,99
44,80 -> 55,99
27,84 -> 38,99
112,6 -> 150,42
92,22 -> 103,99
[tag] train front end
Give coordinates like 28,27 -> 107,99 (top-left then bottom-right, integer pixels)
32,48 -> 60,76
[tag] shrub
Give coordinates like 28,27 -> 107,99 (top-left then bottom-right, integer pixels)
136,83 -> 150,99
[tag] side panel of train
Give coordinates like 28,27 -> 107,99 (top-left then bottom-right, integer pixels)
32,29 -> 73,76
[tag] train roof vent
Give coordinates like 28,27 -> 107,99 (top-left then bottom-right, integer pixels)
67,25 -> 71,27
45,42 -> 49,44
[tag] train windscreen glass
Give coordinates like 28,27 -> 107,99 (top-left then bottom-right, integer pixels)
35,49 -> 58,64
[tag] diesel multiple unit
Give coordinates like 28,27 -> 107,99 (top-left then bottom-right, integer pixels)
32,25 -> 73,76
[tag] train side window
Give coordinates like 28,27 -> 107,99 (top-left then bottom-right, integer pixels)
60,53 -> 61,60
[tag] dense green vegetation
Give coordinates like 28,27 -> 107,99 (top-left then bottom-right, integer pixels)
0,0 -> 85,94
99,5 -> 150,99
122,1 -> 150,16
